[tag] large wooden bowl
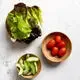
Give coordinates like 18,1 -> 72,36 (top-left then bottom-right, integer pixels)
16,53 -> 41,79
42,32 -> 72,62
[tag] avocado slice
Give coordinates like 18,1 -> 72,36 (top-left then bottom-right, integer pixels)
16,63 -> 24,75
19,59 -> 25,69
26,57 -> 39,62
23,61 -> 30,75
28,62 -> 36,75
34,62 -> 38,72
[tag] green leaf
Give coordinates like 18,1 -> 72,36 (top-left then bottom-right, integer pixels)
16,14 -> 31,33
7,4 -> 42,41
30,8 -> 39,24
32,6 -> 43,25
7,12 -> 32,39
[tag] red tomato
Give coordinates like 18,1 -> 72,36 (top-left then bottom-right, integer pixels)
58,47 -> 66,57
57,40 -> 66,48
47,39 -> 56,49
51,47 -> 59,56
55,36 -> 61,43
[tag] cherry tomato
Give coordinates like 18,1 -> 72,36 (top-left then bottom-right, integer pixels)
55,35 -> 61,43
47,39 -> 56,49
57,40 -> 66,48
58,47 -> 66,57
51,47 -> 59,56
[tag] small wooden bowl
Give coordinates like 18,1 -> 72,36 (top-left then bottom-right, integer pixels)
42,32 -> 72,62
16,53 -> 41,79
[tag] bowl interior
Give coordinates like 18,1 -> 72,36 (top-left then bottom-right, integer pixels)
17,54 -> 41,79
42,32 -> 72,62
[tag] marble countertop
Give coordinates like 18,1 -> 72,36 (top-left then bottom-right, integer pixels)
0,0 -> 80,80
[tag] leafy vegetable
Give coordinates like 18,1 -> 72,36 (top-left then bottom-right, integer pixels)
32,6 -> 43,25
6,3 -> 42,43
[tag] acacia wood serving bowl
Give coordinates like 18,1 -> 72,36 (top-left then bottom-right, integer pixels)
42,32 -> 72,62
16,53 -> 41,79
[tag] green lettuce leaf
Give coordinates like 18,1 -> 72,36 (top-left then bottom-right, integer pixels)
6,3 -> 42,41
7,12 -> 32,40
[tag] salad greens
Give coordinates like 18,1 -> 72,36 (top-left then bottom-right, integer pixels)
16,54 -> 40,76
6,3 -> 42,43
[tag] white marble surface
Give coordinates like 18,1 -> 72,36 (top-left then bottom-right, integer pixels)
0,0 -> 80,80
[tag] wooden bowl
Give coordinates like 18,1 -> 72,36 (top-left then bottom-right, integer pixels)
42,32 -> 72,62
16,53 -> 41,79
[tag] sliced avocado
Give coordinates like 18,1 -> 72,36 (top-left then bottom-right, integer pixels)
19,59 -> 25,69
16,63 -> 24,75
34,62 -> 38,72
28,62 -> 36,75
26,54 -> 30,59
26,57 -> 39,62
23,61 -> 30,74
32,6 -> 43,25
27,72 -> 32,75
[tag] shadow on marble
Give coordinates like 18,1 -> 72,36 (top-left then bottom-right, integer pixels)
42,54 -> 60,68
16,75 -> 33,80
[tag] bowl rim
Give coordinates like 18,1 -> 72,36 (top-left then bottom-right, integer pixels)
42,31 -> 72,62
16,53 -> 41,79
